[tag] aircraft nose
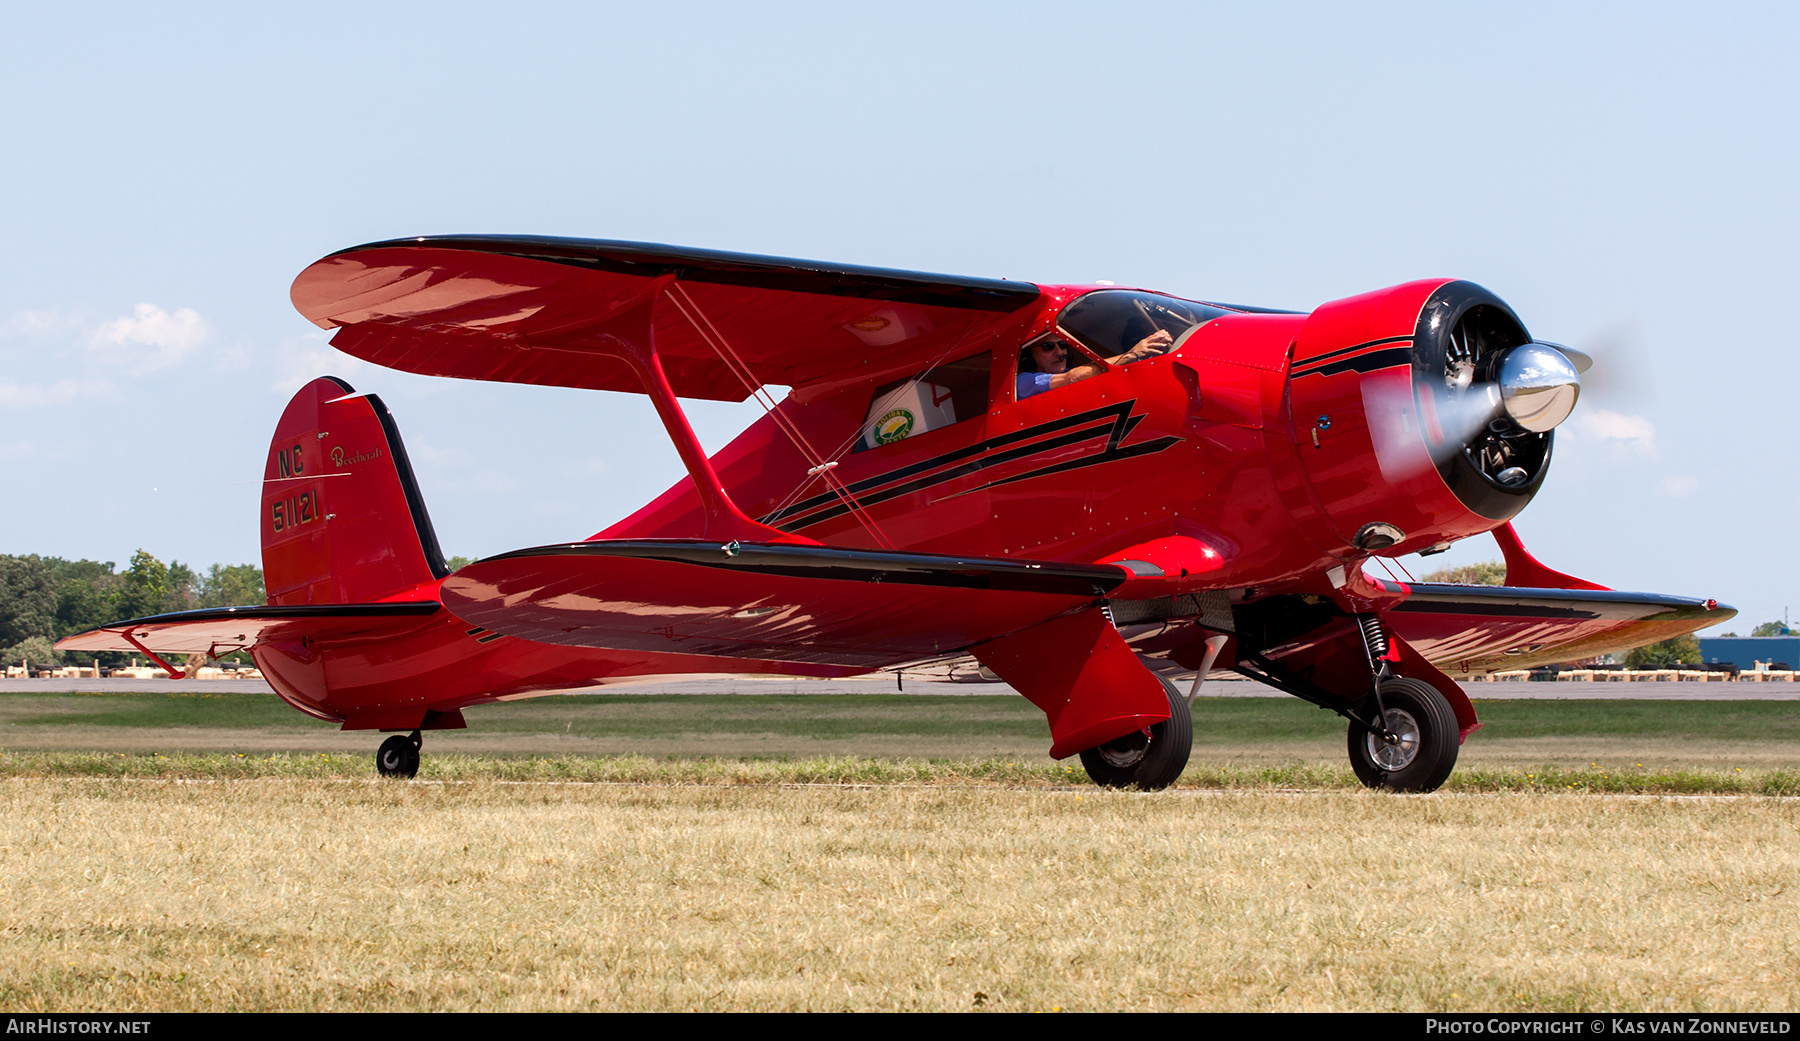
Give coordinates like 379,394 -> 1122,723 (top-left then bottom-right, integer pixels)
1496,342 -> 1582,433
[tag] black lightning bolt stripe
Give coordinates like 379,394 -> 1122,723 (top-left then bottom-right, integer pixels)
765,401 -> 1142,523
759,400 -> 1181,532
1291,340 -> 1415,379
1291,334 -> 1413,369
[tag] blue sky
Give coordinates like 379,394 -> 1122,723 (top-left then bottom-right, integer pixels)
1,2 -> 1794,632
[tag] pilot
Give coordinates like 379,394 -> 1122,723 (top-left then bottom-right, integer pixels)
1016,329 -> 1174,400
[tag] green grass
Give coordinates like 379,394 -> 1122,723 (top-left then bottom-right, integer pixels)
1,750 -> 1795,795
1466,698 -> 1800,741
0,690 -> 318,729
468,694 -> 1052,739
4,690 -> 1798,792
8,689 -> 1798,743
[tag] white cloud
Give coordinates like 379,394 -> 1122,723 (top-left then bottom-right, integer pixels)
209,338 -> 254,372
3,309 -> 82,337
1655,475 -> 1699,497
0,378 -> 118,407
408,440 -> 477,469
272,332 -> 368,394
88,303 -> 209,373
1571,408 -> 1656,455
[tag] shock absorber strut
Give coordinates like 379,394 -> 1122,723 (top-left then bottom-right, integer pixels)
1357,614 -> 1390,662
1356,613 -> 1398,741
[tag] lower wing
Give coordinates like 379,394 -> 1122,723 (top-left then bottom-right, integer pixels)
440,539 -> 1169,756
1385,583 -> 1732,674
440,540 -> 1130,669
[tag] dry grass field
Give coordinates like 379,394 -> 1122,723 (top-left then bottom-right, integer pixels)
2,689 -> 1797,1011
2,777 -> 1797,1012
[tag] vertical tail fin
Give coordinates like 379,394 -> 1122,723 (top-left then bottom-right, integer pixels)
262,376 -> 449,605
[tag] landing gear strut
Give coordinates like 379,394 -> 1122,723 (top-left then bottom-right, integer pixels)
1078,677 -> 1193,791
376,730 -> 422,779
1233,610 -> 1462,793
1343,616 -> 1458,792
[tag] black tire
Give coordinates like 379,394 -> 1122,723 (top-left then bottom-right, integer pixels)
376,733 -> 420,779
1347,677 -> 1459,792
1078,677 -> 1193,791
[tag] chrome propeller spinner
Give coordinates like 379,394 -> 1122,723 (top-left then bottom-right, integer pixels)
1497,341 -> 1582,433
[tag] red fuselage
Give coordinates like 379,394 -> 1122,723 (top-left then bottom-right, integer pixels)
605,279 -> 1508,593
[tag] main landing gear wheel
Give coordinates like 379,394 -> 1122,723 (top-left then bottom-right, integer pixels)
1348,678 -> 1458,792
1078,677 -> 1193,791
376,731 -> 421,779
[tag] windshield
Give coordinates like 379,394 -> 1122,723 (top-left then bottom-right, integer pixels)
1056,290 -> 1233,359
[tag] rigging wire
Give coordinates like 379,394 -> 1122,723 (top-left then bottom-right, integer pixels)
663,283 -> 897,550
763,317 -> 983,523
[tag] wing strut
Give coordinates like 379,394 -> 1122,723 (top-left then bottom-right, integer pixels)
119,630 -> 188,679
662,283 -> 897,550
573,285 -> 813,545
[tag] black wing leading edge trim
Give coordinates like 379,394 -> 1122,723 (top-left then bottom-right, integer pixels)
332,235 -> 1044,313
83,602 -> 445,632
485,541 -> 1130,597
1392,583 -> 1728,622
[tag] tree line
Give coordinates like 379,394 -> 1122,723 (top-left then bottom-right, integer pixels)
0,552 -> 263,666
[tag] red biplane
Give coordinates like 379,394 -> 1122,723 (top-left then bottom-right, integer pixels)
59,236 -> 1733,790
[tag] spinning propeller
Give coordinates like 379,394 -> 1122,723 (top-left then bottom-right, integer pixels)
1368,303 -> 1587,489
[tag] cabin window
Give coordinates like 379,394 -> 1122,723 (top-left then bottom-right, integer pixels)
1056,290 -> 1232,358
855,352 -> 992,451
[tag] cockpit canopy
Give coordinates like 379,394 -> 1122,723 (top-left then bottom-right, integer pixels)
1056,290 -> 1234,358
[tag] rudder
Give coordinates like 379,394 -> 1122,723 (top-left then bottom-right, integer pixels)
262,376 -> 449,605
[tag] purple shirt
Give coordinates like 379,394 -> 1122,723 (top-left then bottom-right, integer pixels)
1016,372 -> 1053,400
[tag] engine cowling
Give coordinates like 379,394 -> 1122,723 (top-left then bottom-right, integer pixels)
1280,279 -> 1582,557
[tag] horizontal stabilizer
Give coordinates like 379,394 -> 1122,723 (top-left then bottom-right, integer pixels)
440,540 -> 1128,669
1387,583 -> 1733,674
55,602 -> 443,656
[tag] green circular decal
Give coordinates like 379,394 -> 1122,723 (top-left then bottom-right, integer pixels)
874,408 -> 915,444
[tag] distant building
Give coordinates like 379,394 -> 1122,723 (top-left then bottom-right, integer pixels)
1699,636 -> 1800,671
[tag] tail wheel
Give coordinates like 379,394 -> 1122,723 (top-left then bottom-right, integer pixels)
1078,677 -> 1193,791
1347,677 -> 1459,792
376,732 -> 421,779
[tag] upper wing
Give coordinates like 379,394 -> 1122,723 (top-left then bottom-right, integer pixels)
440,539 -> 1129,669
1385,583 -> 1734,674
291,236 -> 1044,402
